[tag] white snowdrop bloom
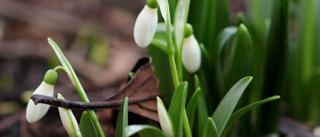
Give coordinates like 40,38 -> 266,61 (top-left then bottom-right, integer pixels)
134,5 -> 158,48
26,70 -> 57,123
58,93 -> 82,137
181,34 -> 201,73
157,97 -> 174,137
26,82 -> 54,123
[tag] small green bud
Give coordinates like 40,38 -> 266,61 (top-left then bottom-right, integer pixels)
43,69 -> 58,85
146,0 -> 158,9
184,23 -> 193,38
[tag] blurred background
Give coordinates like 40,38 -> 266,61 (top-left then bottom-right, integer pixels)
0,0 -> 148,136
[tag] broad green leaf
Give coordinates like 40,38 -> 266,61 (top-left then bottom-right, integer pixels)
212,26 -> 237,96
202,117 -> 218,137
212,76 -> 253,135
200,43 -> 211,67
115,97 -> 129,137
193,74 -> 209,137
169,82 -> 188,137
197,86 -> 208,137
173,0 -> 190,50
125,125 -> 166,137
234,13 -> 249,26
216,27 -> 237,57
221,96 -> 280,137
80,111 -> 98,137
193,75 -> 200,89
223,24 -> 252,93
186,87 -> 200,129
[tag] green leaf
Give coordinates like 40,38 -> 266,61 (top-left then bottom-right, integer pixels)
125,125 -> 166,137
221,96 -> 280,137
202,117 -> 218,137
169,82 -> 188,137
212,76 -> 253,135
197,86 -> 208,137
200,43 -> 211,67
174,0 -> 190,50
216,27 -> 237,57
193,75 -> 200,89
213,26 -> 237,93
223,24 -> 252,93
48,38 -> 74,83
186,87 -> 200,129
80,111 -> 98,137
115,97 -> 129,137
193,74 -> 209,137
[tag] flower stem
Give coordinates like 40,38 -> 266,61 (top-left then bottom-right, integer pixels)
53,66 -> 66,72
165,12 -> 179,89
164,9 -> 191,137
177,51 -> 183,82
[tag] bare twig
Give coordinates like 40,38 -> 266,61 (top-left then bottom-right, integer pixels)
30,94 -> 158,110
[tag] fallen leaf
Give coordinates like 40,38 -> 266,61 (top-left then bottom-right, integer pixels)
105,56 -> 159,122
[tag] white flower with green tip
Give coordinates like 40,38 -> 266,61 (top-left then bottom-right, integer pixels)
181,24 -> 201,73
26,69 -> 57,123
134,0 -> 158,48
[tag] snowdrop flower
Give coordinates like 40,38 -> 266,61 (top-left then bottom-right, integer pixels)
181,24 -> 201,73
133,0 -> 158,48
157,97 -> 174,137
58,93 -> 82,137
26,69 -> 57,123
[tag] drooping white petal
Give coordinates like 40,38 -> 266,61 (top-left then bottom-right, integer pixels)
181,35 -> 201,73
134,6 -> 158,48
157,97 -> 174,137
58,93 -> 81,137
26,82 -> 54,123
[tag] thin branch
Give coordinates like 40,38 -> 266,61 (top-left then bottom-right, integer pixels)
30,94 -> 158,110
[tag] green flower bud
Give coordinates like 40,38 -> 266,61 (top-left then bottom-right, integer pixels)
184,23 -> 193,38
43,69 -> 58,85
147,0 -> 158,9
